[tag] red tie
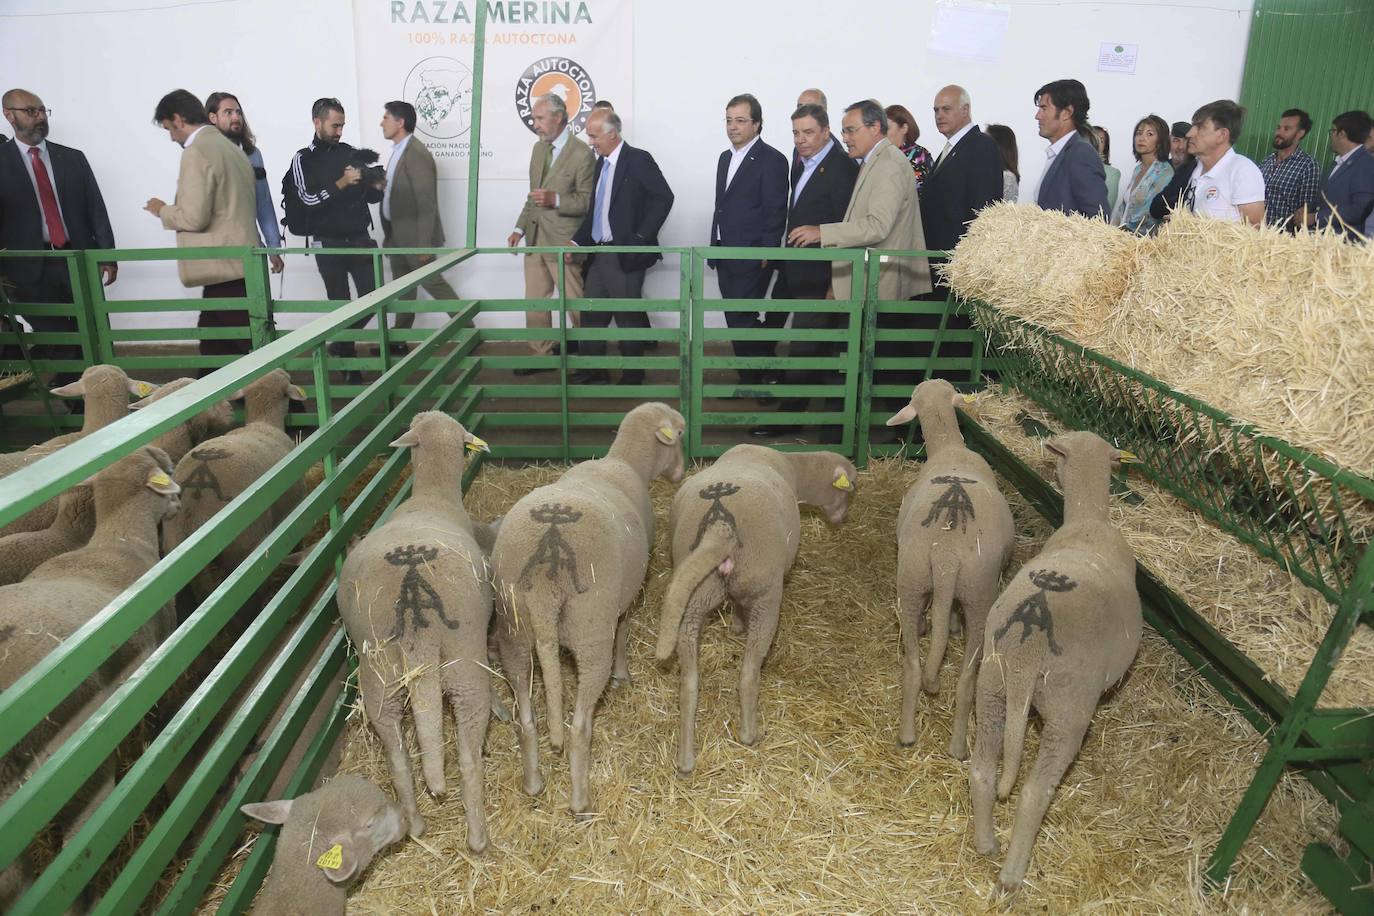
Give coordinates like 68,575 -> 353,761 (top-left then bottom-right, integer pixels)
28,146 -> 68,249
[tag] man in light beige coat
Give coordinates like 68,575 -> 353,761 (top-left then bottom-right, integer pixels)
788,99 -> 932,301
507,93 -> 596,363
145,88 -> 258,364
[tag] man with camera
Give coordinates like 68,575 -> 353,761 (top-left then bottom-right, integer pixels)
285,97 -> 384,368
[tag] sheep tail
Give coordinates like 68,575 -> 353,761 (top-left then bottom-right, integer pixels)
655,521 -> 738,663
997,649 -> 1043,799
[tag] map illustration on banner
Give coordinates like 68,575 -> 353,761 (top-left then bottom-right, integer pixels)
353,1 -> 632,181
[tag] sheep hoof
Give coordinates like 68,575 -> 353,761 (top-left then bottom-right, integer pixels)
921,676 -> 940,696
995,873 -> 1022,896
524,775 -> 545,797
897,736 -> 917,749
675,763 -> 695,779
467,833 -> 489,855
610,674 -> 631,690
975,836 -> 998,858
947,741 -> 969,761
572,808 -> 597,823
408,814 -> 427,838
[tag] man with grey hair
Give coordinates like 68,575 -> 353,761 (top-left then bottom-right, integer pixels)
920,84 -> 1004,255
509,91 -> 596,365
796,88 -> 827,110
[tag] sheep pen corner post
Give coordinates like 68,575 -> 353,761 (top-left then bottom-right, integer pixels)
463,0 -> 489,249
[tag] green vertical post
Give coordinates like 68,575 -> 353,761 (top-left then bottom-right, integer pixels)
69,252 -> 102,369
557,252 -> 571,463
243,251 -> 273,351
853,253 -> 879,468
80,250 -> 115,364
679,249 -> 693,451
310,345 -> 341,543
689,252 -> 706,458
464,2 -> 489,247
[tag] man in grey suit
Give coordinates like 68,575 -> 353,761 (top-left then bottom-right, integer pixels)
380,100 -> 459,353
1031,79 -> 1108,218
1312,110 -> 1374,241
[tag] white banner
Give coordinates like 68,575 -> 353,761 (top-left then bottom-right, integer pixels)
352,0 -> 634,181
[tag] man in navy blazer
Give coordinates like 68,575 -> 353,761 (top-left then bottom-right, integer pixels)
709,93 -> 788,386
1031,79 -> 1108,218
1312,110 -> 1374,241
2,88 -> 117,381
570,108 -> 674,385
920,86 -> 1004,254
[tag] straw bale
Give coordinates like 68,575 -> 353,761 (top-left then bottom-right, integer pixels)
198,458 -> 1339,913
943,202 -> 1140,341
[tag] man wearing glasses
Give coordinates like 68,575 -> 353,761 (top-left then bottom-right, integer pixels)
0,88 -> 118,386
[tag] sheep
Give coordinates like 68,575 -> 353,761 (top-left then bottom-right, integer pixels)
0,364 -> 157,537
129,376 -> 236,464
335,412 -> 495,850
885,379 -> 1015,756
160,368 -> 306,612
0,446 -> 181,908
654,444 -> 857,776
239,774 -> 406,916
491,402 -> 687,816
0,483 -> 94,586
969,431 -> 1143,895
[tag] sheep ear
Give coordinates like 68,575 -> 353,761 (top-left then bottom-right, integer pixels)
655,425 -> 678,445
288,385 -> 308,402
146,468 -> 181,496
955,391 -> 977,408
1045,441 -> 1067,459
130,395 -> 152,410
885,403 -> 917,427
316,840 -> 359,884
1115,448 -> 1139,464
229,388 -> 247,401
128,379 -> 158,398
51,379 -> 85,397
832,467 -> 853,491
240,798 -> 292,826
464,432 -> 491,454
390,429 -> 421,448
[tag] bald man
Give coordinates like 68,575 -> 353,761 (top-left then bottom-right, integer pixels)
919,84 -> 1004,254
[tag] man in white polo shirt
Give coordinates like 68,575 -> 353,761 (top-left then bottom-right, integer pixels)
1184,99 -> 1264,225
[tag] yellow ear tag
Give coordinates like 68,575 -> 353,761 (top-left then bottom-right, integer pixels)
137,383 -> 154,397
659,426 -> 677,442
465,436 -> 489,452
149,471 -> 173,487
832,472 -> 852,491
316,844 -> 343,870
1118,450 -> 1139,464
961,394 -> 977,404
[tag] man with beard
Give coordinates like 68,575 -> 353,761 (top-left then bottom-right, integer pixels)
1,87 -> 117,386
206,91 -> 284,273
1259,108 -> 1320,229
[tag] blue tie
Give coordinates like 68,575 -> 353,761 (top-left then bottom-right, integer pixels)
592,157 -> 610,243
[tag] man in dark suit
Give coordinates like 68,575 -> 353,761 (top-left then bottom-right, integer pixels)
920,85 -> 1004,255
710,93 -> 788,387
1031,79 -> 1108,218
1312,110 -> 1374,241
1,88 -> 116,383
752,103 -> 859,439
570,108 -> 674,385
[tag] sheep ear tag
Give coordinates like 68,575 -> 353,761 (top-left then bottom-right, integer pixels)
1117,449 -> 1139,464
135,382 -> 155,397
656,425 -> 677,445
316,844 -> 344,871
147,470 -> 179,495
465,435 -> 491,454
832,471 -> 852,491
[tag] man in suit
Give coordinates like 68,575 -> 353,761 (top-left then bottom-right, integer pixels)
709,92 -> 788,387
751,102 -> 858,438
1031,79 -> 1108,218
921,85 -> 1003,258
379,100 -> 459,354
1312,110 -> 1374,240
569,108 -> 674,386
145,88 -> 258,365
508,92 -> 596,366
1,87 -> 117,383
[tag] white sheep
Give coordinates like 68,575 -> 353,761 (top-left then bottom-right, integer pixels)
655,444 -> 857,776
970,431 -> 1143,894
129,376 -> 236,464
886,379 -> 1015,756
336,412 -> 494,850
239,774 -> 406,916
0,483 -> 94,586
491,402 -> 686,815
0,446 -> 181,908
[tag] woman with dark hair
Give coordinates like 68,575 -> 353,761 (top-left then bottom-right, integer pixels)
1112,114 -> 1174,234
885,104 -> 933,189
986,123 -> 1019,202
1093,125 -> 1122,214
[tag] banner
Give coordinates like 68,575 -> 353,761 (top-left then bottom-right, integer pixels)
352,0 -> 634,181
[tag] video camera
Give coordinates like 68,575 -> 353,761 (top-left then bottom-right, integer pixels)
350,148 -> 386,188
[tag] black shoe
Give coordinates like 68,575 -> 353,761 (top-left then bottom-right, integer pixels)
569,370 -> 610,385
619,370 -> 645,385
343,370 -> 365,387
749,424 -> 798,439
645,340 -> 660,351
328,342 -> 356,359
514,365 -> 553,376
387,342 -> 409,357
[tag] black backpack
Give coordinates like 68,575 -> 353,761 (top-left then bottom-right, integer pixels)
280,150 -> 312,238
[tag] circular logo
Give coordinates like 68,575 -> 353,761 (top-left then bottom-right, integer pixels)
403,56 -> 474,140
514,57 -> 597,136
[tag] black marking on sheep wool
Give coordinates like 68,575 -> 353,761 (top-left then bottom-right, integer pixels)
182,446 -> 232,501
385,544 -> 459,639
693,482 -> 741,548
922,475 -> 978,532
993,568 -> 1074,655
0,624 -> 13,642
519,503 -> 587,593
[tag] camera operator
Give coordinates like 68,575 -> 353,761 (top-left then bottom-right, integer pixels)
286,97 -> 385,366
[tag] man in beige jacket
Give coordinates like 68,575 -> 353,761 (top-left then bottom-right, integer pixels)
145,88 -> 258,365
507,92 -> 595,365
787,99 -> 932,301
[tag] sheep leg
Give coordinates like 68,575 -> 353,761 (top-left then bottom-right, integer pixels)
948,642 -> 982,761
996,711 -> 1092,895
922,570 -> 957,696
495,625 -> 543,797
447,666 -> 491,854
729,602 -> 747,636
970,670 -> 1007,858
410,667 -> 448,801
609,611 -> 632,688
360,660 -> 425,837
568,644 -> 614,817
897,588 -> 928,747
737,583 -> 782,748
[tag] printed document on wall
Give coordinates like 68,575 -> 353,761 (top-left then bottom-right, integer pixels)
927,0 -> 1010,64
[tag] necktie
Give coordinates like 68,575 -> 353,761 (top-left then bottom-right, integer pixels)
28,147 -> 68,248
539,142 -> 554,184
592,157 -> 610,243
934,140 -> 952,170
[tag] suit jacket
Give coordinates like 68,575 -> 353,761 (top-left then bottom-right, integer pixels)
0,138 -> 115,285
1150,157 -> 1197,221
778,139 -> 858,296
820,138 -> 932,300
382,136 -> 446,247
1036,132 -> 1109,218
572,142 -> 674,273
158,126 -> 258,287
514,131 -> 596,247
1315,145 -> 1374,240
919,125 -> 1004,252
709,137 -> 788,272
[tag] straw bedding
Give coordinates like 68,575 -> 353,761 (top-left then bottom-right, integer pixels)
202,455 -> 1341,913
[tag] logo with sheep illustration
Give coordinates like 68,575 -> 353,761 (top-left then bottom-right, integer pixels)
519,503 -> 587,593
385,544 -> 460,639
693,482 -> 741,548
993,568 -> 1076,655
922,475 -> 978,532
182,446 -> 232,501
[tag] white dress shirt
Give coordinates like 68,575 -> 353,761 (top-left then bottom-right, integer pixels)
1023,131 -> 1076,206
382,133 -> 412,221
593,140 -> 624,243
935,121 -> 975,168
14,138 -> 68,243
724,135 -> 760,190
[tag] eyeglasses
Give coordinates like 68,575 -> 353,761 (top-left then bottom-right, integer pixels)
5,107 -> 51,118
840,125 -> 862,136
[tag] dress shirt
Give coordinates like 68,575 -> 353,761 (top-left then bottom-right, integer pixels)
935,122 -> 975,167
724,135 -> 760,190
592,140 -> 624,242
182,125 -> 210,149
1329,146 -> 1357,177
14,138 -> 68,243
382,133 -> 412,221
792,145 -> 828,205
1024,131 -> 1075,206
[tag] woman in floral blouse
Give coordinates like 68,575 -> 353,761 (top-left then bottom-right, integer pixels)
885,104 -> 933,190
1112,114 -> 1175,234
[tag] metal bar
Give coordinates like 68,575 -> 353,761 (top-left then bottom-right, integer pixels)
464,0 -> 488,246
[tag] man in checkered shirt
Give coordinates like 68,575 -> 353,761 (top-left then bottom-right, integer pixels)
1259,108 -> 1320,228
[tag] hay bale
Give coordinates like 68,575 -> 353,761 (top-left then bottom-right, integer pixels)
943,202 -> 1140,341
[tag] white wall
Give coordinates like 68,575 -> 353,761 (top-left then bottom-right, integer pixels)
1,0 -> 1255,329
